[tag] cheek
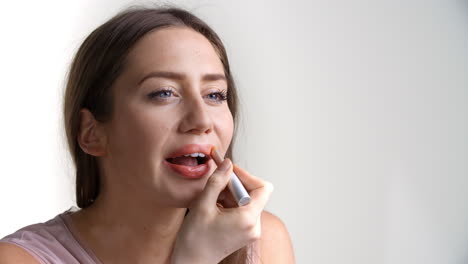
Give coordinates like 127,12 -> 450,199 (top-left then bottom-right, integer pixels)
217,110 -> 234,147
128,110 -> 174,149
108,103 -> 175,156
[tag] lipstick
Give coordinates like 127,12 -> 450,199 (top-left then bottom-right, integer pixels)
211,147 -> 251,207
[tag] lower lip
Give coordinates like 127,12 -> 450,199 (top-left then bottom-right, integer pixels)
163,159 -> 211,179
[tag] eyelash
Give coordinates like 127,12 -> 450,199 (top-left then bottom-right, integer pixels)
147,87 -> 228,103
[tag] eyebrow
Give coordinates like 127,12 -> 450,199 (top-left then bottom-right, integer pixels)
138,71 -> 227,85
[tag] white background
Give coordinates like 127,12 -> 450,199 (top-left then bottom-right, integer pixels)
1,1 -> 467,263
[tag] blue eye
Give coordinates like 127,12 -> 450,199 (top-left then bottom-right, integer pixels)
147,88 -> 228,103
205,90 -> 228,103
147,88 -> 175,100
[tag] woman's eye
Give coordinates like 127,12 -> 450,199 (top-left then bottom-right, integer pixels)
147,88 -> 228,103
147,88 -> 176,100
205,90 -> 228,103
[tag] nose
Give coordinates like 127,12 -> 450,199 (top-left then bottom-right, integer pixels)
179,95 -> 213,135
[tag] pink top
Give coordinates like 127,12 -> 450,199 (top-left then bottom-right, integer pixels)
0,207 -> 102,264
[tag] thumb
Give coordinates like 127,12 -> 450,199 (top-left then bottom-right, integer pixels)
192,158 -> 232,211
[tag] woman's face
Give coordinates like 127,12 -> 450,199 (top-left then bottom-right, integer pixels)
101,27 -> 234,207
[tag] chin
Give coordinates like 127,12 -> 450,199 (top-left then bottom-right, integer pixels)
164,186 -> 205,208
157,168 -> 211,208
165,197 -> 196,209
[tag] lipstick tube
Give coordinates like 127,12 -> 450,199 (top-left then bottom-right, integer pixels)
211,147 -> 251,206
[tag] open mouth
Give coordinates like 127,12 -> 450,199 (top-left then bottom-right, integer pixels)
165,155 -> 211,167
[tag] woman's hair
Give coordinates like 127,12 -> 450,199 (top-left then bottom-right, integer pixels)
62,5 -> 253,263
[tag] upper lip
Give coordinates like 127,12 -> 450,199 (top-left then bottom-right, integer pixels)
165,144 -> 214,160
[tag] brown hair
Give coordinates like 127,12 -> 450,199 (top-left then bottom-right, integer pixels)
62,4 -> 254,264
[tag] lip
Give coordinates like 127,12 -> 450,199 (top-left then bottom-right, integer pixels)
163,160 -> 212,179
164,144 -> 214,179
165,144 -> 214,160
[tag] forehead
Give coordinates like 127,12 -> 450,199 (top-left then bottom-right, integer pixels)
125,26 -> 224,78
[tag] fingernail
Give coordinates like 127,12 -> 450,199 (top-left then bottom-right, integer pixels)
219,158 -> 231,171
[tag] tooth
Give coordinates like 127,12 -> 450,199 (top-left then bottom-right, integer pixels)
181,153 -> 205,157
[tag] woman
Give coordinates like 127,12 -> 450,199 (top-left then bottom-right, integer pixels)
0,6 -> 294,263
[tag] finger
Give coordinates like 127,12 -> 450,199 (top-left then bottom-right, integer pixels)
233,164 -> 274,211
191,158 -> 232,211
217,190 -> 226,201
246,181 -> 274,213
217,187 -> 238,208
233,164 -> 269,192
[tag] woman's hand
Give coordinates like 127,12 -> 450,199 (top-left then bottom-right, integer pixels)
171,158 -> 274,264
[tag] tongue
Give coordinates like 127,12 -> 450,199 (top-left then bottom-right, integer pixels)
170,156 -> 198,166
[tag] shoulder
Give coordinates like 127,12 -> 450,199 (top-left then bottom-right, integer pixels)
0,242 -> 40,264
0,213 -> 69,264
258,210 -> 295,263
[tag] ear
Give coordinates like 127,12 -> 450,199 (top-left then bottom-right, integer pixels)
77,108 -> 107,157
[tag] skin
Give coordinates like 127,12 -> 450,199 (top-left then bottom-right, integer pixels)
74,26 -> 235,263
0,26 -> 295,264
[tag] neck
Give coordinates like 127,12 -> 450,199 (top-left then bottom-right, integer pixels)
71,185 -> 187,263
